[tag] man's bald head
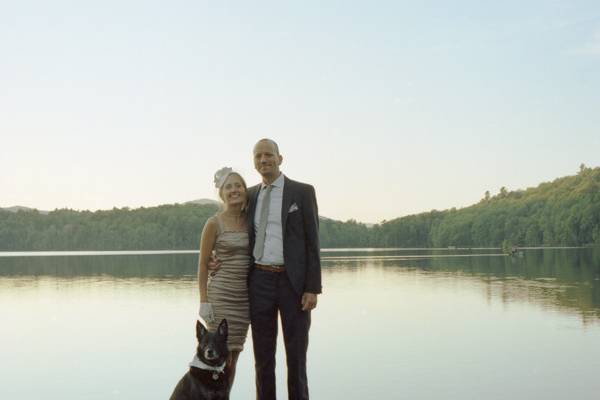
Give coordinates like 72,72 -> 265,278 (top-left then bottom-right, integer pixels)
254,138 -> 280,156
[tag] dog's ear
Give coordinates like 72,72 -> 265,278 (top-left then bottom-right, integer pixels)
196,320 -> 208,339
217,319 -> 228,337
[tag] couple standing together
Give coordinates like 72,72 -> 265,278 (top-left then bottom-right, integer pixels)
197,138 -> 322,400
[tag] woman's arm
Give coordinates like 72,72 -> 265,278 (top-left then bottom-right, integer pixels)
198,216 -> 218,303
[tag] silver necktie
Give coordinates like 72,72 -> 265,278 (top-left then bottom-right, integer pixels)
253,185 -> 273,261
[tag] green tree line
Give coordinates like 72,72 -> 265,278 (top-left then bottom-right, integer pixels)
0,204 -> 219,251
1,166 -> 599,250
368,164 -> 600,248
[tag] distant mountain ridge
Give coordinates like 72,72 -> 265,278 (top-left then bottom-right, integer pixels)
185,198 -> 220,206
1,206 -> 49,214
1,200 -> 220,214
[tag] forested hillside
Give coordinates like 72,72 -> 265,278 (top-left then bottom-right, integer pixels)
0,204 -> 218,251
369,165 -> 600,247
1,166 -> 599,250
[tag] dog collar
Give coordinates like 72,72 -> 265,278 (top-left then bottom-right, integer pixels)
189,355 -> 226,380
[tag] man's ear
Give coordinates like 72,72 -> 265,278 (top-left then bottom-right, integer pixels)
277,154 -> 283,166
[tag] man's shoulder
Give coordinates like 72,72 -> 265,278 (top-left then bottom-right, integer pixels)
284,176 -> 315,193
248,184 -> 261,195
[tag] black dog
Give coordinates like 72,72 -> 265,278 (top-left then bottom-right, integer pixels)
170,319 -> 229,400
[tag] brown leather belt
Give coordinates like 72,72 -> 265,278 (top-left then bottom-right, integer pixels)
255,264 -> 285,272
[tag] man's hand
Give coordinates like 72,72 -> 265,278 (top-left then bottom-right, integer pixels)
207,250 -> 222,276
301,292 -> 318,311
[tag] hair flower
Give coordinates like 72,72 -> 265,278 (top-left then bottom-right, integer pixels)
214,167 -> 233,189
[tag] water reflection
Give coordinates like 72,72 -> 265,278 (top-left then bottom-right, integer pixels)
1,248 -> 599,323
0,253 -> 199,278
408,248 -> 600,324
323,248 -> 600,324
2,248 -> 600,399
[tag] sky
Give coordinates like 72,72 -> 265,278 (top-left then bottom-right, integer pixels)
1,1 -> 599,223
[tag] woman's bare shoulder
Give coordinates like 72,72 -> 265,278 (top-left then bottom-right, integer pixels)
203,215 -> 220,231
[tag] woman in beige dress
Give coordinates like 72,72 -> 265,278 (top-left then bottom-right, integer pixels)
197,168 -> 251,389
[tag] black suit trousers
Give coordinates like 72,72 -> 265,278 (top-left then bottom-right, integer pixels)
249,268 -> 311,400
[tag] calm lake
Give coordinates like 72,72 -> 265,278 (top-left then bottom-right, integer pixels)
1,248 -> 600,399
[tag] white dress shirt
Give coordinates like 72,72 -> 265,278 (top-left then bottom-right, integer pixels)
254,173 -> 285,265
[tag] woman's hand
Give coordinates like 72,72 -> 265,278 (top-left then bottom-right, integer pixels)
199,303 -> 216,324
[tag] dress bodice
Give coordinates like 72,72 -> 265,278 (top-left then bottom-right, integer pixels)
209,215 -> 251,284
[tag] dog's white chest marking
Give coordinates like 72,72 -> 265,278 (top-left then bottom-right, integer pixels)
189,355 -> 226,380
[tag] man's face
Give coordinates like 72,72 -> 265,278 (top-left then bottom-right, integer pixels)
253,140 -> 282,180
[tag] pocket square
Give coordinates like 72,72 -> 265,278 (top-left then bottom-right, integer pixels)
288,203 -> 299,213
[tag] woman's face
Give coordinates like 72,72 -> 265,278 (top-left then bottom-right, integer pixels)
220,174 -> 247,207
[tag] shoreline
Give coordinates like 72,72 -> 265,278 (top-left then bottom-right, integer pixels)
0,246 -> 589,258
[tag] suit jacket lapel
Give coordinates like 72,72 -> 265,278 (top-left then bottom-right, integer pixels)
281,176 -> 293,241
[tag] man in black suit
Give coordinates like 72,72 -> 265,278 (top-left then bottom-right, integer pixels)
247,138 -> 321,400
